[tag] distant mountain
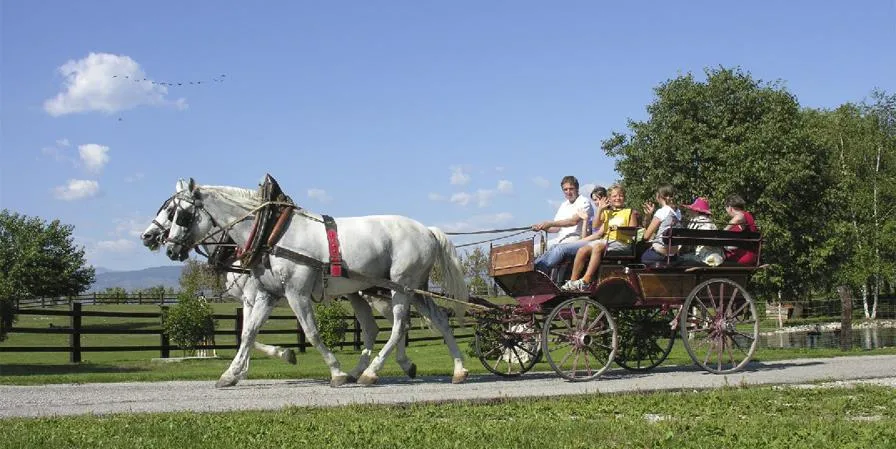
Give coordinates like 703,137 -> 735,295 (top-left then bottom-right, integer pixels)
89,266 -> 183,292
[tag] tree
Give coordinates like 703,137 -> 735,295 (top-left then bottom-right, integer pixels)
807,91 -> 896,317
179,258 -> 225,299
602,67 -> 830,301
0,210 -> 95,341
461,247 -> 490,296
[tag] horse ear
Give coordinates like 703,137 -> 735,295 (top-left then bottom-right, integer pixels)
189,178 -> 196,192
176,179 -> 189,192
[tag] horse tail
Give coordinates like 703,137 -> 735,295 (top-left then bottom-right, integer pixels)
427,226 -> 469,323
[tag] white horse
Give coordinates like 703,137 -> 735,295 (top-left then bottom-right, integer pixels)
161,178 -> 470,386
141,199 -> 422,386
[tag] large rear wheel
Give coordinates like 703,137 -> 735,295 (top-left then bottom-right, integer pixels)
680,278 -> 759,374
615,308 -> 676,371
542,297 -> 617,381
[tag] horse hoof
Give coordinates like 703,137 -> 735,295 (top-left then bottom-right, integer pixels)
357,373 -> 379,386
283,349 -> 297,365
216,377 -> 238,388
451,370 -> 469,384
330,375 -> 350,387
407,363 -> 417,379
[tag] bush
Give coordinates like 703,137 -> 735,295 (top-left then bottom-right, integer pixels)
314,300 -> 347,350
163,292 -> 215,355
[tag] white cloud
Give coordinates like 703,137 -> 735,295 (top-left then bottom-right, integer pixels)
125,172 -> 145,183
428,192 -> 445,201
450,192 -> 471,206
308,188 -> 332,202
495,166 -> 505,172
78,143 -> 110,173
497,180 -> 513,194
450,166 -> 470,186
475,189 -> 495,207
533,176 -> 550,188
54,179 -> 99,200
95,239 -> 137,253
43,52 -> 187,116
439,212 -> 514,233
41,138 -> 72,162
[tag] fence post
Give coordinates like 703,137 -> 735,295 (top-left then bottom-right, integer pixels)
70,302 -> 82,363
160,305 -> 170,358
353,317 -> 362,351
297,319 -> 306,353
838,286 -> 853,351
235,307 -> 243,348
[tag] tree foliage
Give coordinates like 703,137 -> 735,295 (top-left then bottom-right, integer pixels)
179,259 -> 225,298
162,292 -> 215,355
602,67 -> 830,300
0,210 -> 95,341
314,300 -> 348,350
461,247 -> 490,295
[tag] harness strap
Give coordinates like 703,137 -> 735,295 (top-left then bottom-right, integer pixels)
322,215 -> 343,277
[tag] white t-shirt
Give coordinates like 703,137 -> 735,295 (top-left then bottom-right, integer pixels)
650,205 -> 681,254
547,195 -> 592,247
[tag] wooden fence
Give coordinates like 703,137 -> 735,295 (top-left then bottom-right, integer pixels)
1,303 -> 473,363
15,293 -> 180,309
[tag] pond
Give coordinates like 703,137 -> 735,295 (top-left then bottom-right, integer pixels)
761,326 -> 896,349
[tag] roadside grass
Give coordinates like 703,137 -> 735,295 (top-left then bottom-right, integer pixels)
2,302 -> 895,385
2,384 -> 895,448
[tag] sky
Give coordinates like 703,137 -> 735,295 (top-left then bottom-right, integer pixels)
1,1 -> 894,271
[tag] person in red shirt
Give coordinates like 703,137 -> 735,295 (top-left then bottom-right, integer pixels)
723,194 -> 758,265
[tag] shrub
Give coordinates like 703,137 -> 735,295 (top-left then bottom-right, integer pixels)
314,300 -> 347,350
163,292 -> 215,355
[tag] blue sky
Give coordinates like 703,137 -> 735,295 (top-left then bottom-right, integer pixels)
1,1 -> 894,271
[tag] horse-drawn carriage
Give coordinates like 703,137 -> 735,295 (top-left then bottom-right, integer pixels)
146,175 -> 765,386
469,227 -> 764,381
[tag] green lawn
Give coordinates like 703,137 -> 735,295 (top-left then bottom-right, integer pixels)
1,385 -> 894,448
2,301 -> 895,385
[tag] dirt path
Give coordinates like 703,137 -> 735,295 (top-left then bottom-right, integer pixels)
2,354 -> 895,418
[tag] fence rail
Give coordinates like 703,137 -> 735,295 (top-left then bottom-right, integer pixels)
2,303 -> 472,363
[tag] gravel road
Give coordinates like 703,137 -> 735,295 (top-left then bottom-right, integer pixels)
2,354 -> 895,418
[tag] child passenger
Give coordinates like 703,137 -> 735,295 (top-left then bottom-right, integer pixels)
680,197 -> 724,266
641,184 -> 682,264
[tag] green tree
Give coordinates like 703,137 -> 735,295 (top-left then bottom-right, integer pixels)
98,287 -> 129,304
179,259 -> 225,299
0,210 -> 95,341
602,67 -> 830,301
462,247 -> 490,296
807,91 -> 896,317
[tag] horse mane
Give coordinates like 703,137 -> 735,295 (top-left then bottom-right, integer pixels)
198,185 -> 262,210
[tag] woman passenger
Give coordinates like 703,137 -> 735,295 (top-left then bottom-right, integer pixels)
723,194 -> 758,265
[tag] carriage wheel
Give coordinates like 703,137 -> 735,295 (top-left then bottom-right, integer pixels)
614,308 -> 676,372
542,297 -> 617,381
474,313 -> 542,377
680,278 -> 759,374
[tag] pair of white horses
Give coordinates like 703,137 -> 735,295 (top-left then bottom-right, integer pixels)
141,178 -> 470,387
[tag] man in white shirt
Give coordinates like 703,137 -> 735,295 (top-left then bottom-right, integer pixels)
532,176 -> 592,273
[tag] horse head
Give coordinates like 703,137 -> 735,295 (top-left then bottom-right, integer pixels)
165,178 -> 213,261
141,197 -> 175,251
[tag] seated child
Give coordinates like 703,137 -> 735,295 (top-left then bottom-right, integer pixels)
640,184 -> 681,264
679,197 -> 724,266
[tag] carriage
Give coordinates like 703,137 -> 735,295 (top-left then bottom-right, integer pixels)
468,227 -> 765,381
148,176 -> 765,386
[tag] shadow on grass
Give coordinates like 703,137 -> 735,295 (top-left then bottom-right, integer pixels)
0,363 -> 149,376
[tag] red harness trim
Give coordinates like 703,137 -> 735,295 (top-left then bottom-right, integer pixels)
326,229 -> 342,277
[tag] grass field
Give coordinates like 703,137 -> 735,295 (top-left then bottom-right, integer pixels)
1,384 -> 894,448
2,301 -> 896,385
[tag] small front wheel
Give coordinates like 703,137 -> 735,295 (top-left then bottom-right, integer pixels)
474,313 -> 542,377
542,297 -> 617,381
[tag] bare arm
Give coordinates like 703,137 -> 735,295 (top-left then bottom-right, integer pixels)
532,215 -> 582,233
723,211 -> 745,231
642,217 -> 661,241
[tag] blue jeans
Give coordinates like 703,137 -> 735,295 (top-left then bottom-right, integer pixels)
642,247 -> 677,264
535,240 -> 589,274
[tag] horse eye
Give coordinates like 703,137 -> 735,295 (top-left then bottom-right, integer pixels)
175,213 -> 192,226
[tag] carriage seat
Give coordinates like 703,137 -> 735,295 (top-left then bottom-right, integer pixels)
662,228 -> 763,267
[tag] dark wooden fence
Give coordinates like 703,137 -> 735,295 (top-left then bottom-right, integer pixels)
1,303 -> 473,363
15,293 -> 180,309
